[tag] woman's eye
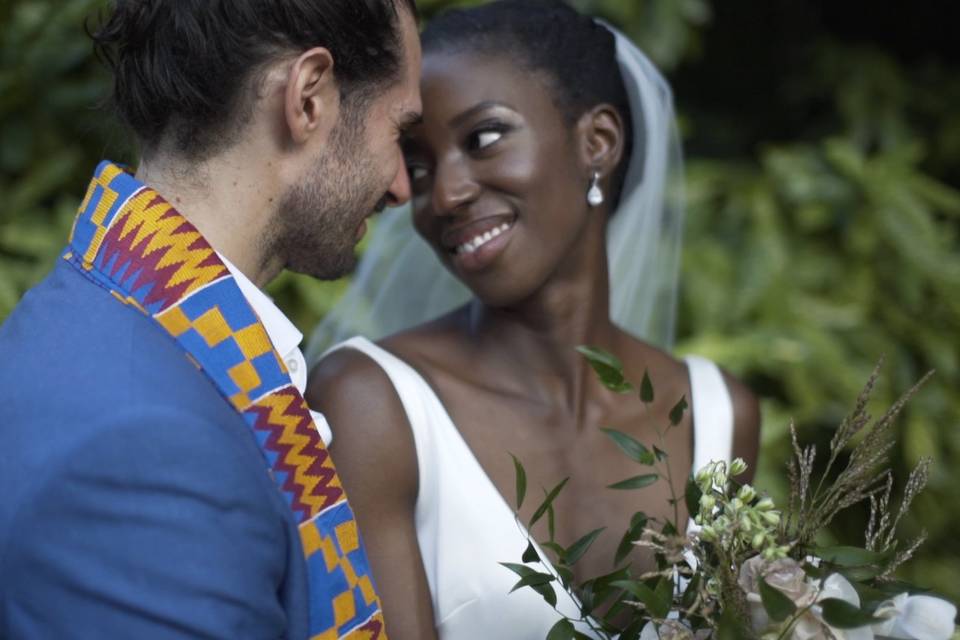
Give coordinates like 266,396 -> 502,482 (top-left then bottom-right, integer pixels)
468,126 -> 507,151
475,130 -> 503,149
407,164 -> 430,183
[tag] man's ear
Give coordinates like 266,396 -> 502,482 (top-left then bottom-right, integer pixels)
284,47 -> 339,145
575,104 -> 625,180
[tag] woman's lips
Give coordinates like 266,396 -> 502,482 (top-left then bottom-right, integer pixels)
440,214 -> 516,252
449,218 -> 516,272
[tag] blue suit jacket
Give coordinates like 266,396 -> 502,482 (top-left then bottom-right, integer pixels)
0,259 -> 309,638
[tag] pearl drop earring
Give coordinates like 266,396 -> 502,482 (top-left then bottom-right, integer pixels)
587,171 -> 604,207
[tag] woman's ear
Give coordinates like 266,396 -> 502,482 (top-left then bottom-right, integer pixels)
576,104 -> 625,179
284,47 -> 339,145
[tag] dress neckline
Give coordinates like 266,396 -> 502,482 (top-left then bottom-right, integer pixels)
339,336 -> 589,616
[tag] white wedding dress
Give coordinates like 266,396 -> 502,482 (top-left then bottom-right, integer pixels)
327,336 -> 734,639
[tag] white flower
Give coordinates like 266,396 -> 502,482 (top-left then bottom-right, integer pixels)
739,559 -> 876,640
699,494 -> 717,512
739,556 -> 817,633
794,573 -> 874,640
639,621 -> 710,640
738,484 -> 758,503
871,593 -> 957,640
730,457 -> 749,476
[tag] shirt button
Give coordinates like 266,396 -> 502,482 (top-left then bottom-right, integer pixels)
287,359 -> 299,374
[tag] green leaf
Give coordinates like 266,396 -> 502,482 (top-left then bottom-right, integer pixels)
564,527 -> 605,565
509,571 -> 555,593
546,619 -> 575,640
591,566 -> 632,593
759,576 -> 798,622
819,598 -> 880,628
840,565 -> 885,582
813,546 -> 892,567
614,512 -> 648,565
681,572 -> 701,608
579,580 -> 595,616
547,496 -> 556,542
640,369 -> 654,403
654,576 -> 673,612
530,477 -> 569,528
576,346 -> 634,393
510,453 -> 527,509
685,475 -> 703,518
532,580 -> 558,608
522,540 -> 540,563
619,618 -> 646,640
610,580 -> 670,619
601,428 -> 656,464
500,562 -> 538,578
716,605 -> 748,640
668,395 -> 689,426
555,565 -> 574,586
653,446 -> 668,462
608,474 -> 659,490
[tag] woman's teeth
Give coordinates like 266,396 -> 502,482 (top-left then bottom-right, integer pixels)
455,223 -> 511,255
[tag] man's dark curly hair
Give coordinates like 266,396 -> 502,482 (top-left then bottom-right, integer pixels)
89,0 -> 417,160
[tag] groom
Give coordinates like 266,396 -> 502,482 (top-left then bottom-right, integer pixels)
0,1 -> 420,638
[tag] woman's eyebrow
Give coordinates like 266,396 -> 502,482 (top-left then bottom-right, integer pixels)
448,101 -> 515,128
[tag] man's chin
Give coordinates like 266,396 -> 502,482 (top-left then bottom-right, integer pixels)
286,251 -> 358,281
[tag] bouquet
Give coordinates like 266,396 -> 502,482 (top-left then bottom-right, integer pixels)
504,349 -> 957,640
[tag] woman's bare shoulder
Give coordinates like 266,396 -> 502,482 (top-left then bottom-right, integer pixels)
379,307 -> 471,369
306,345 -> 417,481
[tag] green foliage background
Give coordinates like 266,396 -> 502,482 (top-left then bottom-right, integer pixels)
2,0 -> 957,603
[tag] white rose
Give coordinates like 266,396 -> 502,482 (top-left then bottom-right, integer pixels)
739,556 -> 817,632
872,593 -> 957,640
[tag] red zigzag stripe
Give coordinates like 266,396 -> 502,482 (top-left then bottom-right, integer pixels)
100,205 -> 222,312
247,393 -> 344,518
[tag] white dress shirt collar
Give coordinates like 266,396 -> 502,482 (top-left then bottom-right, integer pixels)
217,253 -> 332,445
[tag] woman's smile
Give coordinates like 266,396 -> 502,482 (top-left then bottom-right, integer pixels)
447,216 -> 517,272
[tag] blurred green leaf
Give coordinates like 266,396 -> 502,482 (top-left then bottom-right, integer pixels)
819,598 -> 880,629
759,576 -> 798,622
530,478 -> 569,529
510,453 -> 527,510
564,527 -> 605,566
601,428 -> 656,464
607,474 -> 659,490
576,345 -> 635,393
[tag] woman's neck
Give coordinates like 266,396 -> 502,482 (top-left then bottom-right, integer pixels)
465,239 -> 623,418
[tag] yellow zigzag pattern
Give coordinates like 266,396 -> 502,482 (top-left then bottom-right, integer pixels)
114,189 -> 225,295
256,392 -> 339,515
74,162 -> 125,265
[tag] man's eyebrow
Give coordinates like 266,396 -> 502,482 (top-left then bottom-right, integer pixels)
398,110 -> 423,133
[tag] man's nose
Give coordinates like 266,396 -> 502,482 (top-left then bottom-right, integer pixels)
385,148 -> 412,208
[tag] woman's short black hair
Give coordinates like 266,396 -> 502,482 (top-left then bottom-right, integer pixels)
89,0 -> 417,160
421,0 -> 634,204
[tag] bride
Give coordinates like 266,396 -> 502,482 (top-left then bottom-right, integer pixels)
306,1 -> 759,638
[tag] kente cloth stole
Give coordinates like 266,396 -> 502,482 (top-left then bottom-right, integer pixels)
64,161 -> 386,640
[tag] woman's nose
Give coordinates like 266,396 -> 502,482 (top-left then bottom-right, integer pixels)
431,154 -> 480,216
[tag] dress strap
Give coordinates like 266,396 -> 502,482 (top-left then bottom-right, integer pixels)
684,355 -> 734,473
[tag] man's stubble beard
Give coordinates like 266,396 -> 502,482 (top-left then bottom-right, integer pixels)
269,115 -> 385,281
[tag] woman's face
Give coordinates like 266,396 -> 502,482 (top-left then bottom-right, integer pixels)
403,51 -> 601,308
